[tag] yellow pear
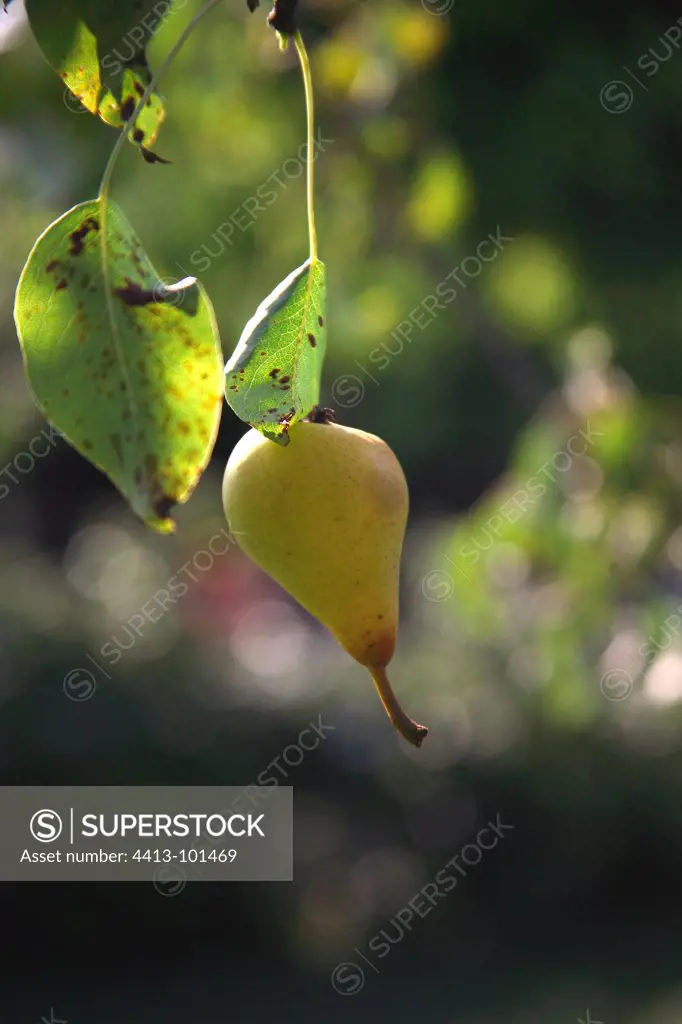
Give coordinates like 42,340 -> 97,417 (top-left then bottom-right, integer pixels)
222,419 -> 427,746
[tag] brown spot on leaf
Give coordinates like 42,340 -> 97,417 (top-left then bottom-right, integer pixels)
68,217 -> 99,256
141,146 -> 171,165
120,96 -> 135,122
269,368 -> 280,379
83,439 -> 93,451
308,333 -> 317,347
113,277 -> 160,307
152,495 -> 175,519
45,260 -> 59,273
56,279 -> 68,291
178,422 -> 191,435
280,375 -> 290,384
318,315 -> 324,326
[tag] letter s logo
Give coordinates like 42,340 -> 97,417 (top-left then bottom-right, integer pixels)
30,809 -> 63,843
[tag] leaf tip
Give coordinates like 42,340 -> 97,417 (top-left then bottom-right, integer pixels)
140,494 -> 178,534
145,513 -> 177,535
260,422 -> 290,446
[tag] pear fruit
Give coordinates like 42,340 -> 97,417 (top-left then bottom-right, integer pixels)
222,420 -> 427,746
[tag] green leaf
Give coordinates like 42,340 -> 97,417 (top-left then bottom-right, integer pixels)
14,199 -> 224,533
25,0 -> 171,153
225,259 -> 327,444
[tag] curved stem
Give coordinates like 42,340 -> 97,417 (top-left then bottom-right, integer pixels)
369,666 -> 428,748
98,0 -> 223,204
293,30 -> 318,266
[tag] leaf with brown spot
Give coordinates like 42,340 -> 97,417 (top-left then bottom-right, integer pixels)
14,199 -> 224,533
224,259 -> 327,444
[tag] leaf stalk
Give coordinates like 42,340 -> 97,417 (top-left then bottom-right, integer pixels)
293,31 -> 318,266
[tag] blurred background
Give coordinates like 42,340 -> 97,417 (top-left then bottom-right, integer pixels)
1,0 -> 682,1019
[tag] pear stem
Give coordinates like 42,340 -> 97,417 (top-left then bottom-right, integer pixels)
369,666 -> 428,748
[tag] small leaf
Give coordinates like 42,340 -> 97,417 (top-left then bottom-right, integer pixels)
225,259 -> 327,444
14,200 -> 224,532
25,0 -> 168,152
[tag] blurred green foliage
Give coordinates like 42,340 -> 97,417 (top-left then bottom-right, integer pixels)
2,0 -> 682,1020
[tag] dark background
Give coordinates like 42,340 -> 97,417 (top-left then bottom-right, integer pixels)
1,0 -> 682,1020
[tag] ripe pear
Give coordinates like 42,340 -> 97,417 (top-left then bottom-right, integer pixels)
222,419 -> 427,746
